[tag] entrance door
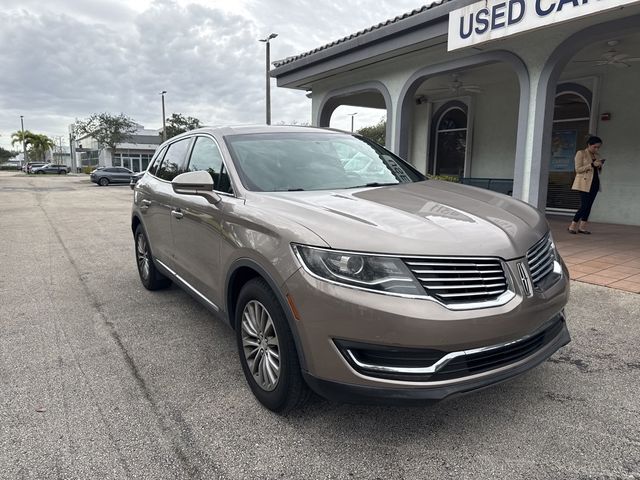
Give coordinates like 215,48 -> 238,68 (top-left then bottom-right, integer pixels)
547,90 -> 591,210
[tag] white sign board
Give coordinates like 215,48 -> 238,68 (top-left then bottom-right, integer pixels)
448,0 -> 640,51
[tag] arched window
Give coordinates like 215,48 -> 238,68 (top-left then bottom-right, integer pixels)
430,101 -> 468,178
547,83 -> 593,211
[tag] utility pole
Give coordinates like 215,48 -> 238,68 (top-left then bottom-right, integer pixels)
259,33 -> 278,125
20,116 -> 27,167
160,91 -> 167,142
348,112 -> 358,132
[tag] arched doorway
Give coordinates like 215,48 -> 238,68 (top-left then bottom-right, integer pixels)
547,84 -> 593,211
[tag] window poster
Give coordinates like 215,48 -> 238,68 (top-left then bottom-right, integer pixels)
551,130 -> 577,172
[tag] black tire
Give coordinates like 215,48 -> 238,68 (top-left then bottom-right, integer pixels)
36,171 -> 43,174
99,177 -> 109,186
134,225 -> 171,290
235,278 -> 309,413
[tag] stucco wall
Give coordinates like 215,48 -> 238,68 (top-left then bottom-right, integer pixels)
469,77 -> 520,179
588,68 -> 640,226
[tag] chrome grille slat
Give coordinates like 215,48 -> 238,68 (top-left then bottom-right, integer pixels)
531,263 -> 554,284
417,276 -> 505,283
402,256 -> 509,305
413,269 -> 503,274
427,283 -> 506,291
438,289 -> 507,298
405,261 -> 497,267
527,235 -> 555,288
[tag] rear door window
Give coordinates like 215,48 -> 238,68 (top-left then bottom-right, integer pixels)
156,139 -> 192,181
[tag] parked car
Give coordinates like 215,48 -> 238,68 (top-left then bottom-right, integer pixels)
131,126 -> 570,413
130,171 -> 145,190
90,166 -> 133,186
23,162 -> 46,173
32,163 -> 68,174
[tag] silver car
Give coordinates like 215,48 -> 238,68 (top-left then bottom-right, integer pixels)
131,126 -> 570,413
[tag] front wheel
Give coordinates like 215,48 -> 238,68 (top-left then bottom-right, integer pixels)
134,225 -> 171,290
99,177 -> 109,186
235,278 -> 309,413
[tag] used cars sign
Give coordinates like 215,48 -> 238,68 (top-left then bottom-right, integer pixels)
448,0 -> 640,51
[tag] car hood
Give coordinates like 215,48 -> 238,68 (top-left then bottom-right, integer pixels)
246,181 -> 548,259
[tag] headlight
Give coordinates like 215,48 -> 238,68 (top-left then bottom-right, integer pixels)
292,244 -> 424,296
549,233 -> 563,275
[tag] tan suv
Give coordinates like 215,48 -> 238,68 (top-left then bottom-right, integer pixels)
131,126 -> 570,413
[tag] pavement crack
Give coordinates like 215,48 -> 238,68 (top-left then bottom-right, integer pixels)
38,202 -> 205,479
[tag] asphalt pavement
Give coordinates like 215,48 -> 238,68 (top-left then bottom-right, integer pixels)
1,172 -> 638,480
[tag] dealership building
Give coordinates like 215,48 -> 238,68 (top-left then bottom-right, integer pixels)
271,0 -> 640,225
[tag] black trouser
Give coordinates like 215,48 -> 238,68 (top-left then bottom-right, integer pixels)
573,189 -> 598,222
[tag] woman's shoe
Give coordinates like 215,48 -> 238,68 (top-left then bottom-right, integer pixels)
568,228 -> 577,234
568,221 -> 578,234
578,221 -> 591,234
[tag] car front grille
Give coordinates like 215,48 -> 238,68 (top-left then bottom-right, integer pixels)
527,234 -> 555,288
335,313 -> 566,382
402,256 -> 509,306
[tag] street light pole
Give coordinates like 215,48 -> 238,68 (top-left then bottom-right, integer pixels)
259,33 -> 278,125
160,91 -> 167,142
20,115 -> 27,167
348,112 -> 358,132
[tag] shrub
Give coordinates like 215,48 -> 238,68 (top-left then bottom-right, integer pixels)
429,174 -> 460,183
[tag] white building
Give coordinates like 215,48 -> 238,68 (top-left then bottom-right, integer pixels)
72,124 -> 161,173
271,0 -> 640,226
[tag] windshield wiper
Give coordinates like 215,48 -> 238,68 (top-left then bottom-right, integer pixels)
287,188 -> 305,191
347,182 -> 399,189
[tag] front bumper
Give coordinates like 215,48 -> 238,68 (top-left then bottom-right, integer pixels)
283,257 -> 570,401
302,315 -> 570,404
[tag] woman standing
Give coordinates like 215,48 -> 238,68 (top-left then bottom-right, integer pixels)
568,136 -> 604,234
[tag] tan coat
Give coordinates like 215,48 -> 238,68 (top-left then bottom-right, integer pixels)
571,148 -> 602,193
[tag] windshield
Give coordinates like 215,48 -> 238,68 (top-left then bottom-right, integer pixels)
224,132 -> 426,192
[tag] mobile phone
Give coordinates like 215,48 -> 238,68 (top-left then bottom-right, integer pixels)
601,159 -> 606,163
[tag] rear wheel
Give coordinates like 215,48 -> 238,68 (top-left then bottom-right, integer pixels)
99,177 -> 109,186
134,225 -> 171,290
235,278 -> 309,413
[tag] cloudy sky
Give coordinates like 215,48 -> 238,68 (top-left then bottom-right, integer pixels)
0,0 -> 426,150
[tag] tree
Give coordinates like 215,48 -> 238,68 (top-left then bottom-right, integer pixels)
163,113 -> 202,139
0,146 -> 18,162
356,119 -> 386,146
11,130 -> 55,161
74,113 -> 138,156
28,134 -> 56,162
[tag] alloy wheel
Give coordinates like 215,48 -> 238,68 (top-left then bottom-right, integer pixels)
136,233 -> 150,281
241,300 -> 281,391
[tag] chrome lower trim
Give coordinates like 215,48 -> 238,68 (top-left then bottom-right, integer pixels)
345,312 -> 565,376
156,259 -> 220,311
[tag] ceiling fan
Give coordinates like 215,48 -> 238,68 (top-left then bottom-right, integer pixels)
424,74 -> 482,95
574,40 -> 640,68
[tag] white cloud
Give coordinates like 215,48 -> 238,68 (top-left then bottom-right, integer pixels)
0,0 -> 423,149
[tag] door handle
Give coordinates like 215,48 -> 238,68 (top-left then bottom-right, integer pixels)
171,208 -> 184,219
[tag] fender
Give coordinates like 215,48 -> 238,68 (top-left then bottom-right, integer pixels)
226,258 -> 308,371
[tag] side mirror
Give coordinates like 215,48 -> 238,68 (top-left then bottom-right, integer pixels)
171,171 -> 221,204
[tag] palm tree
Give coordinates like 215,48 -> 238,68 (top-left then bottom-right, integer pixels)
29,134 -> 56,162
11,131 -> 55,162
